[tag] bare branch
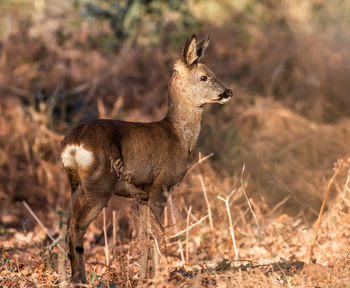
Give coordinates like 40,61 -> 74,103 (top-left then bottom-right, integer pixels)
199,175 -> 213,230
22,201 -> 67,256
169,214 -> 209,239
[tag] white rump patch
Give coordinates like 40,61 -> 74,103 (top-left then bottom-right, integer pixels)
61,144 -> 94,169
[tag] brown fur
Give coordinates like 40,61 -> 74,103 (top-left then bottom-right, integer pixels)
61,34 -> 232,285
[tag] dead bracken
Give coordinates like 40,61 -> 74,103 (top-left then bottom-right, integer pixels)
1,1 -> 350,287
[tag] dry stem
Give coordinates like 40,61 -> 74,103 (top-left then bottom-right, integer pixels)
240,164 -> 259,229
169,214 -> 209,239
22,201 -> 67,255
168,194 -> 185,263
103,207 -> 109,266
308,152 -> 350,263
218,190 -> 239,259
185,206 -> 192,262
199,175 -> 213,230
184,152 -> 213,178
112,210 -> 117,258
266,195 -> 291,216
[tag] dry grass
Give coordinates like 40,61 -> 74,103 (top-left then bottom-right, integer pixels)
1,0 -> 350,287
1,162 -> 350,287
232,98 -> 350,219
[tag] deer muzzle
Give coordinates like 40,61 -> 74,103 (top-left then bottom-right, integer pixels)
218,89 -> 233,103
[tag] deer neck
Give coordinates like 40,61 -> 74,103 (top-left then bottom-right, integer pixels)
166,89 -> 203,154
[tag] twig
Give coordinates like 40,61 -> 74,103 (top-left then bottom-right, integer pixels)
0,82 -> 30,99
163,206 -> 168,228
234,207 -> 250,226
168,194 -> 185,262
184,152 -> 214,178
112,210 -> 117,258
184,206 -> 206,228
240,164 -> 259,229
66,80 -> 92,96
126,246 -> 132,288
283,184 -> 308,224
22,201 -> 67,256
72,76 -> 100,123
97,97 -> 106,118
45,80 -> 64,117
45,236 -> 62,250
340,170 -> 350,207
169,215 -> 209,238
103,208 -> 109,266
110,96 -> 124,119
185,206 -> 192,262
150,231 -> 164,260
218,190 -> 239,259
308,152 -> 350,263
199,175 -> 213,230
266,195 -> 291,216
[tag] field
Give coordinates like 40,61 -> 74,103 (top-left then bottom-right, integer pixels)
1,1 -> 350,287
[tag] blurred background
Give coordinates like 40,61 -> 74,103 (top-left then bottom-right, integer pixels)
1,0 -> 350,255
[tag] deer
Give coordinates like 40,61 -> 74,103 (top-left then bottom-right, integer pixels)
61,34 -> 232,286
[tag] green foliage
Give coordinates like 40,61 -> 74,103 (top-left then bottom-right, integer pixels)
38,245 -> 58,272
91,271 -> 99,284
201,232 -> 210,242
282,275 -> 290,284
82,0 -> 199,51
56,27 -> 72,47
0,247 -> 19,272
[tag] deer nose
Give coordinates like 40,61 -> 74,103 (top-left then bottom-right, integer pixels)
220,89 -> 233,99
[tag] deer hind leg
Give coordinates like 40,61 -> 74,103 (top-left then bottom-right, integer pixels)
68,186 -> 111,285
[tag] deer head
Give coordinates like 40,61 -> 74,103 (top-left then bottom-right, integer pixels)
170,34 -> 232,109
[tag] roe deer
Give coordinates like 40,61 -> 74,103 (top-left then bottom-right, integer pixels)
61,34 -> 232,285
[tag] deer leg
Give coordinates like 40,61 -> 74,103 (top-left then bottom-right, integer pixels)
149,199 -> 167,277
137,185 -> 167,279
150,227 -> 161,277
113,181 -> 148,200
68,189 -> 110,285
138,204 -> 150,278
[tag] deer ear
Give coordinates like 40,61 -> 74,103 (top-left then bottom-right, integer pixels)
182,34 -> 198,66
196,35 -> 210,61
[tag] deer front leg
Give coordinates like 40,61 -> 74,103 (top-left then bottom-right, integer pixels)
149,193 -> 167,277
137,185 -> 167,279
143,187 -> 168,276
138,204 -> 150,279
138,202 -> 165,278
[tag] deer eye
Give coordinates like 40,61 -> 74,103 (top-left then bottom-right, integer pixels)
200,75 -> 208,81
